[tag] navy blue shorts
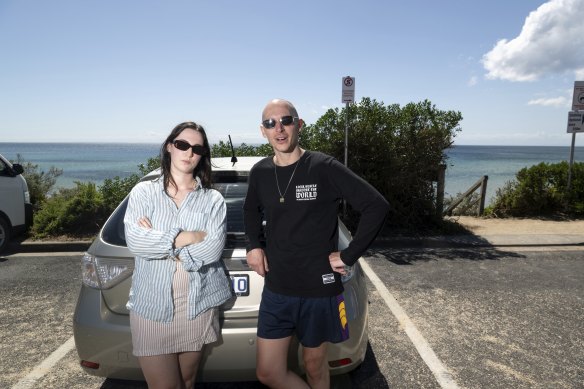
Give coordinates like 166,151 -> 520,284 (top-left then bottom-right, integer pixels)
257,287 -> 350,348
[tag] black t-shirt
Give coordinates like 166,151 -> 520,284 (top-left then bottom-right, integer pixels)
243,151 -> 389,297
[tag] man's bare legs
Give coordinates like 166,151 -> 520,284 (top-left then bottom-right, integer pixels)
256,337 -> 310,389
256,337 -> 330,389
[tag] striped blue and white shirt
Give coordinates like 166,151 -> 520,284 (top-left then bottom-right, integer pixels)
124,176 -> 232,323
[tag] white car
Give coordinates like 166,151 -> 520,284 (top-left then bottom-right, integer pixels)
73,156 -> 369,382
0,153 -> 32,253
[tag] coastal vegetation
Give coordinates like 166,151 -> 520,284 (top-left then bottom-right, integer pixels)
443,161 -> 584,218
13,155 -> 63,211
12,98 -> 583,240
487,161 -> 584,217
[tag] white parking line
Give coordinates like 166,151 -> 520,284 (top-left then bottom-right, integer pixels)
361,259 -> 460,389
11,336 -> 75,389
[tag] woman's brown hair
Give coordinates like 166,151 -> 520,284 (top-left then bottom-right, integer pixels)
159,122 -> 212,196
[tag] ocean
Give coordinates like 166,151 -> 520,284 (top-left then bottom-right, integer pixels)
1,143 -> 583,205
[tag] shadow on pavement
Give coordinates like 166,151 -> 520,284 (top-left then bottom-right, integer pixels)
371,246 -> 525,265
99,343 -> 386,389
348,342 -> 391,388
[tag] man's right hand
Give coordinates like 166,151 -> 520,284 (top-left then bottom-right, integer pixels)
246,248 -> 269,277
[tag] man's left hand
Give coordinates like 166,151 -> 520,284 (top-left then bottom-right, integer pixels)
329,251 -> 347,275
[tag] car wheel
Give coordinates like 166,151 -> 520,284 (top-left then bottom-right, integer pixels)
0,217 -> 10,253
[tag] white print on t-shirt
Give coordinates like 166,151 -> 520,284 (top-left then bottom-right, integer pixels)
295,184 -> 317,201
322,273 -> 335,284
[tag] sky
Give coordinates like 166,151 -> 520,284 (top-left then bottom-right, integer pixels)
1,0 -> 584,147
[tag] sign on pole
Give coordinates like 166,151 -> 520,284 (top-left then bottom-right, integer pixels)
572,81 -> 584,111
342,76 -> 355,104
567,81 -> 583,192
567,111 -> 584,133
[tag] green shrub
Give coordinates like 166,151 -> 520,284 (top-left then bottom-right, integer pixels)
100,156 -> 161,214
30,156 -> 161,239
100,174 -> 142,214
32,182 -> 107,238
13,154 -> 62,211
488,162 -> 584,217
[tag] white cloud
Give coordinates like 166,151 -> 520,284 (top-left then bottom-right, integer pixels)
482,0 -> 584,82
467,76 -> 478,87
527,96 -> 570,107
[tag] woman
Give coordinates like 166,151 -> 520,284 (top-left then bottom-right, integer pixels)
124,121 -> 232,388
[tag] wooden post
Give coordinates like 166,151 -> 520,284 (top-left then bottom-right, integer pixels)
444,175 -> 488,216
478,175 -> 488,216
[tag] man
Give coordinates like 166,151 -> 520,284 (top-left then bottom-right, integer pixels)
244,99 -> 389,388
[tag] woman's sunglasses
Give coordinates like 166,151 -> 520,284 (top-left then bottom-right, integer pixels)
173,140 -> 207,156
261,116 -> 298,129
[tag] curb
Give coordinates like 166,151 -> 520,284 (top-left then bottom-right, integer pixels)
373,234 -> 584,249
373,235 -> 493,248
7,241 -> 92,254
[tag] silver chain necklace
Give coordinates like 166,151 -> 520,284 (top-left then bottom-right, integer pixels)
274,159 -> 300,203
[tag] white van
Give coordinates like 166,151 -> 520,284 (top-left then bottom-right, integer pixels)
0,153 -> 33,252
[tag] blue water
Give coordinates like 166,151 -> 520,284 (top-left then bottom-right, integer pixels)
444,145 -> 583,203
1,143 -> 583,205
0,142 -> 160,187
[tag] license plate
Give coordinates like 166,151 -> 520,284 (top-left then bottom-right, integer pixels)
230,274 -> 249,296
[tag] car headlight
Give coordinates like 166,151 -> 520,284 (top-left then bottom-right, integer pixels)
81,253 -> 134,289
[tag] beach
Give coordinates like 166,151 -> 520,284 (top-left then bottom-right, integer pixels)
452,216 -> 584,235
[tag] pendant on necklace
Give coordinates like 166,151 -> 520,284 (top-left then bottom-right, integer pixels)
280,197 -> 285,203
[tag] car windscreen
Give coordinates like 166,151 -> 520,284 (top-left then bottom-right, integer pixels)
101,182 -> 248,247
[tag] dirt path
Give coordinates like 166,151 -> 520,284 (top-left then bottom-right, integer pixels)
450,216 -> 584,235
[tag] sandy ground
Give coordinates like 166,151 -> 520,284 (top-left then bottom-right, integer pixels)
451,216 -> 584,235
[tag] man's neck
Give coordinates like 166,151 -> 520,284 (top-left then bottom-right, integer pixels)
273,148 -> 304,166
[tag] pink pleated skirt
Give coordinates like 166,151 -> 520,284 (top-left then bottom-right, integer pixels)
130,261 -> 220,357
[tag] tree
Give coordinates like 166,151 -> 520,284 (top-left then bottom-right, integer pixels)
212,141 -> 272,158
300,97 -> 462,229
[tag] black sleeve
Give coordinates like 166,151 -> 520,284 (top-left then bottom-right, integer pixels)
326,157 -> 390,266
243,167 -> 265,253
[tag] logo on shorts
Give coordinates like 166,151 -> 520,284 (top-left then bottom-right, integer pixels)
337,294 -> 350,340
338,300 -> 348,330
322,273 -> 335,284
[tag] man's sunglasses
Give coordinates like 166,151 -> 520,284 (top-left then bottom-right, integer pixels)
173,139 -> 207,156
261,116 -> 298,129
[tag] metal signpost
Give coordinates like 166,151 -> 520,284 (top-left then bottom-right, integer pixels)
341,76 -> 355,217
567,81 -> 584,192
342,76 -> 355,167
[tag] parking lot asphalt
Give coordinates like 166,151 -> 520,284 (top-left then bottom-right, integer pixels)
2,217 -> 583,389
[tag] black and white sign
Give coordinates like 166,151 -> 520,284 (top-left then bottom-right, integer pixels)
342,76 -> 355,104
567,111 -> 584,133
572,81 -> 584,111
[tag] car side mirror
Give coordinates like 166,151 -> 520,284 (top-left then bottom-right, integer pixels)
12,163 -> 24,175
